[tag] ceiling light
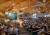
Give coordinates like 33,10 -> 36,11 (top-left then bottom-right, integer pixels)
5,12 -> 9,15
43,0 -> 46,3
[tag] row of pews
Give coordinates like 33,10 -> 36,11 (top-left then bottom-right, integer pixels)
22,17 -> 50,35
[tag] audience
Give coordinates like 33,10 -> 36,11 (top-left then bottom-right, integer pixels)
0,22 -> 19,35
0,17 -> 50,35
22,17 -> 50,35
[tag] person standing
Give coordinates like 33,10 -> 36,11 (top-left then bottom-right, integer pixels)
14,27 -> 19,35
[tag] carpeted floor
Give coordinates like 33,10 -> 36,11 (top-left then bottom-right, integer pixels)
19,27 -> 31,35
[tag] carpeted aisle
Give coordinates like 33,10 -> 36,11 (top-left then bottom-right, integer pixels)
19,27 -> 30,35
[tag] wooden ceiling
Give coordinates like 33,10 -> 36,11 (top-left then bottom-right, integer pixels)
0,0 -> 50,14
0,0 -> 37,11
0,0 -> 12,4
38,0 -> 50,3
0,0 -> 50,19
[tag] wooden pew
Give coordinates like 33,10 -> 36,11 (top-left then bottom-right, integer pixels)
8,33 -> 16,35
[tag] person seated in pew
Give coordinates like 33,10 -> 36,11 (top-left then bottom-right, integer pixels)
33,26 -> 41,31
32,26 -> 38,35
45,31 -> 50,35
36,25 -> 41,30
25,24 -> 28,27
28,25 -> 32,32
38,24 -> 48,35
23,23 -> 25,27
32,25 -> 42,35
28,25 -> 32,29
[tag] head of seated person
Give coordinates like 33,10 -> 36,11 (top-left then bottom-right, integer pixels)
32,26 -> 39,31
28,25 -> 31,27
33,26 -> 36,28
25,24 -> 27,25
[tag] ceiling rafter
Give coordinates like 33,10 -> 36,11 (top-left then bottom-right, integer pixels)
0,0 -> 50,14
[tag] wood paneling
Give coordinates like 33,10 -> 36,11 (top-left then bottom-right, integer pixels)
0,0 -> 12,4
